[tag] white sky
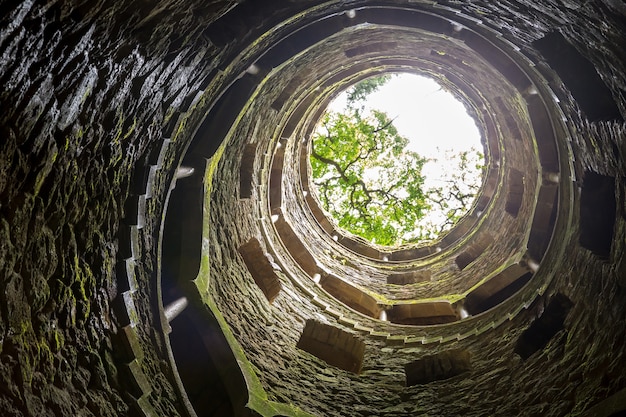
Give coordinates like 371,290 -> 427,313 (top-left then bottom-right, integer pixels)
329,73 -> 481,158
328,72 -> 482,189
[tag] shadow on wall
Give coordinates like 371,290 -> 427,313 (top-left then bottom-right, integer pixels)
514,293 -> 573,360
579,171 -> 616,259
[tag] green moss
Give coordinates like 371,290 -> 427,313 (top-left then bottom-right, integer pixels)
37,337 -> 55,370
112,111 -> 124,145
163,106 -> 176,126
19,320 -> 31,336
461,257 -> 524,298
70,258 -> 94,324
52,329 -> 64,352
81,86 -> 92,104
193,160 -> 314,416
111,110 -> 136,146
192,276 -> 315,417
123,118 -> 137,141
172,115 -> 188,143
33,148 -> 57,196
189,58 -> 319,416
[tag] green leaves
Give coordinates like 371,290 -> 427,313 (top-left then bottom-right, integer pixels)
421,148 -> 484,238
345,74 -> 392,104
310,76 -> 484,247
310,107 -> 428,246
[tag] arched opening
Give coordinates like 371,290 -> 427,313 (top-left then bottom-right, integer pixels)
309,73 -> 485,247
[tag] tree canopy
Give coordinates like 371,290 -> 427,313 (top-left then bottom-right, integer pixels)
309,75 -> 484,246
418,148 -> 484,238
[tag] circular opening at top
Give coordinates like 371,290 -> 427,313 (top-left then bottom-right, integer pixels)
309,73 -> 485,247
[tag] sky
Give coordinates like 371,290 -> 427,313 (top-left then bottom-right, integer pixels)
328,72 -> 483,190
329,72 -> 482,159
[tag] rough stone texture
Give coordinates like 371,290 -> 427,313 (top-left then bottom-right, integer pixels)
405,348 -> 472,386
268,23 -> 540,302
1,1 -> 626,417
238,237 -> 283,303
297,320 -> 366,374
1,1 -> 237,415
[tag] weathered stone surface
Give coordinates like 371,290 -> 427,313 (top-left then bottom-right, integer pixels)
1,1 -> 626,416
238,237 -> 283,303
405,349 -> 472,386
297,320 -> 365,374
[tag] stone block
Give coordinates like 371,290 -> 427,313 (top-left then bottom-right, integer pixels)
514,293 -> 573,359
455,232 -> 494,270
320,274 -> 381,318
387,270 -> 431,285
239,143 -> 257,198
388,301 -> 459,325
405,349 -> 471,386
238,238 -> 282,303
465,263 -> 533,314
122,359 -> 152,398
116,325 -> 144,362
297,320 -> 365,374
506,168 -> 525,216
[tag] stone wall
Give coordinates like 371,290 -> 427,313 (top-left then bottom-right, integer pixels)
1,1 -> 625,416
0,1 -> 235,415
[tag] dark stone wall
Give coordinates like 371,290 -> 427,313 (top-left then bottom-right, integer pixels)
1,1 -> 625,416
0,1 -> 236,415
200,3 -> 626,414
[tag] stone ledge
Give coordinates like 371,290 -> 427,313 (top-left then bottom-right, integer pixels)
117,225 -> 141,260
238,237 -> 283,303
130,393 -> 158,417
112,290 -> 140,328
297,320 -> 365,374
122,359 -> 153,398
116,324 -> 145,362
116,258 -> 138,293
405,349 -> 472,386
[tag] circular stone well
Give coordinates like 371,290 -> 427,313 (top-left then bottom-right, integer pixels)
163,4 -> 576,416
4,1 -> 626,417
